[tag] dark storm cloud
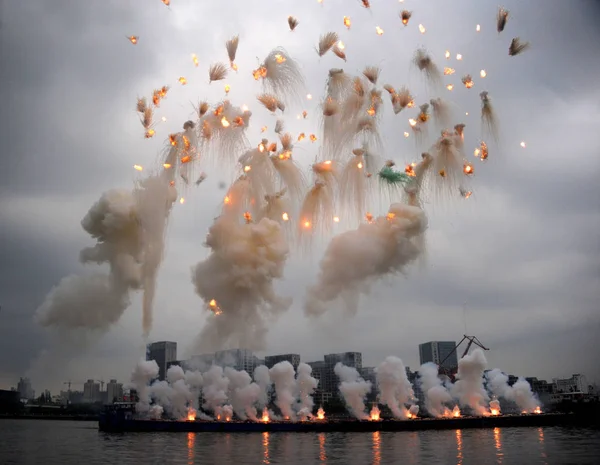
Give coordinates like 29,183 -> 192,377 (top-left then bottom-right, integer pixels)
1,0 -> 599,392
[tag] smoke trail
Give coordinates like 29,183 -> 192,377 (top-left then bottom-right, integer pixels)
375,356 -> 415,419
451,349 -> 489,416
305,203 -> 427,317
191,215 -> 291,352
269,361 -> 298,420
334,362 -> 371,420
418,362 -> 453,417
295,362 -> 319,419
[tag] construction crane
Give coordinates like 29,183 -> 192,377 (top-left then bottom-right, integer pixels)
63,381 -> 85,392
438,335 -> 489,378
96,379 -> 105,391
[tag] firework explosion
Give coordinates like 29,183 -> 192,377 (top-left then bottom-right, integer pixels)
35,1 -> 530,355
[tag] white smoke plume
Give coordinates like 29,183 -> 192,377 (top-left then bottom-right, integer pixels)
191,215 -> 292,353
451,349 -> 490,416
269,361 -> 298,420
418,362 -> 454,418
224,367 -> 262,420
253,365 -> 272,408
130,358 -> 159,414
486,369 -> 540,413
295,362 -> 319,418
305,203 -> 427,317
334,363 -> 372,420
375,356 -> 415,419
201,365 -> 230,417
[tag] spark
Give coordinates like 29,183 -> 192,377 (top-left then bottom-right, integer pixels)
463,163 -> 474,175
307,93 -> 313,99
128,36 -> 138,45
303,220 -> 311,228
180,198 -> 185,204
520,141 -> 526,148
444,67 -> 455,75
191,54 -> 199,67
333,216 -> 340,223
476,24 -> 481,32
418,24 -> 426,34
145,129 -> 155,138
404,132 -> 409,138
357,162 -> 363,169
309,134 -> 317,142
261,126 -> 267,133
337,41 -> 345,50
343,16 -> 351,29
282,212 -> 289,221
133,165 -> 143,171
480,70 -> 487,78
298,133 -> 306,141
274,54 -> 286,64
445,50 -> 450,59
224,84 -> 231,94
446,84 -> 454,91
456,53 -> 463,60
179,76 -> 187,85
244,165 -> 251,173
242,104 -> 249,112
375,26 -> 384,35
161,116 -> 167,122
408,118 -> 417,127
221,117 -> 230,127
163,163 -> 172,169
162,0 -> 170,5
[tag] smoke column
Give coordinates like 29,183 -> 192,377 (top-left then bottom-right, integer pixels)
253,365 -> 273,409
201,365 -> 230,417
305,203 -> 427,317
334,363 -> 371,420
375,356 -> 415,419
418,362 -> 453,417
451,349 -> 490,416
130,358 -> 159,414
191,216 -> 292,352
295,362 -> 319,419
486,369 -> 540,412
269,361 -> 298,420
224,367 -> 262,420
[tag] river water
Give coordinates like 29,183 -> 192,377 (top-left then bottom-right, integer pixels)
1,420 -> 599,464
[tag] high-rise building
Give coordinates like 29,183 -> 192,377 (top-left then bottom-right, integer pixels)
323,352 -> 363,394
553,374 -> 588,394
419,341 -> 458,371
214,349 -> 256,373
106,379 -> 123,404
264,354 -> 300,370
83,379 -> 100,403
17,378 -> 34,400
147,341 -> 178,381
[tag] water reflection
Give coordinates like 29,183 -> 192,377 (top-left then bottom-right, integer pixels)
493,427 -> 503,463
318,433 -> 327,463
187,432 -> 195,465
262,432 -> 270,464
538,427 -> 548,464
455,429 -> 463,465
372,431 -> 381,465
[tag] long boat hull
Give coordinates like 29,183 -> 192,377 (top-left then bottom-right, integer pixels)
99,413 -> 577,433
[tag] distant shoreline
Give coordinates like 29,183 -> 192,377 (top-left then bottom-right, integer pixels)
0,414 -> 98,422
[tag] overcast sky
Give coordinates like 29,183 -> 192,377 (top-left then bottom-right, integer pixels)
1,0 -> 599,393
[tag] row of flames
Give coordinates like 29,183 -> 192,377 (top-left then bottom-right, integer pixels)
184,403 -> 541,423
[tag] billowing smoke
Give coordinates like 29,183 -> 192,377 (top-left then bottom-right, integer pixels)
269,361 -> 298,420
224,367 -> 262,420
191,215 -> 292,353
418,362 -> 454,417
305,203 -> 427,317
130,358 -> 159,414
201,365 -> 230,417
375,356 -> 415,419
334,363 -> 372,420
295,362 -> 319,419
451,349 -> 489,416
486,369 -> 540,413
253,365 -> 272,408
35,172 -> 176,336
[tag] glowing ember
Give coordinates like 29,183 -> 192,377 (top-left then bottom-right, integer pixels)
480,69 -> 487,78
208,299 -> 222,315
163,163 -> 172,169
418,24 -> 426,34
307,93 -> 313,99
191,54 -> 199,67
187,408 -> 197,421
309,134 -> 317,142
178,76 -> 187,85
336,41 -> 345,50
375,26 -> 384,35
303,220 -> 311,229
333,216 -> 340,223
274,54 -> 286,64
343,16 -> 351,29
243,212 -> 252,224
444,67 -> 455,75
179,198 -> 185,204
357,162 -> 363,169
261,408 -> 270,423
297,133 -> 306,141
370,406 -> 381,421
224,84 -> 231,94
282,212 -> 289,221
145,129 -> 155,138
446,84 -> 454,91
463,163 -> 474,175
133,165 -> 143,171
221,117 -> 230,128
405,164 -> 416,177
452,406 -> 461,418
224,196 -> 231,205
404,132 -> 410,138
128,36 -> 138,45
456,53 -> 463,60
445,50 -> 451,59
520,141 -> 527,148
181,155 -> 191,164
408,118 -> 417,127
244,165 -> 251,173
476,24 -> 481,32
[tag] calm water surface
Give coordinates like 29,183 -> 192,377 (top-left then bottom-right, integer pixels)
1,420 -> 599,464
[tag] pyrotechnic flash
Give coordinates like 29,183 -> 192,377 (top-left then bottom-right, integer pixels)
179,77 -> 187,85
418,24 -> 426,34
445,50 -> 450,59
304,203 -> 427,317
128,36 -> 138,45
480,70 -> 487,78
400,10 -> 411,26
520,141 -> 526,148
456,53 -> 463,60
343,16 -> 351,29
375,26 -> 384,36
192,54 -> 199,67
476,24 -> 481,32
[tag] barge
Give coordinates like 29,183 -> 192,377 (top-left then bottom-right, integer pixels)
99,404 -> 578,433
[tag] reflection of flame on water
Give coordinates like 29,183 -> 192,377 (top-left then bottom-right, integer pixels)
372,431 -> 381,465
318,432 -> 327,462
370,406 -> 381,421
317,407 -> 325,420
452,406 -> 461,418
261,407 -> 270,423
262,432 -> 270,465
456,429 -> 463,465
187,432 -> 195,465
493,427 -> 503,461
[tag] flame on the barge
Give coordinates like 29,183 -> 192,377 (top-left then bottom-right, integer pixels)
317,407 -> 325,420
370,406 -> 381,421
452,406 -> 461,418
186,408 -> 196,421
261,407 -> 270,423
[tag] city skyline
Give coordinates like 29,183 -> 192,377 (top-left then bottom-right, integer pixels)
1,0 -> 599,393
